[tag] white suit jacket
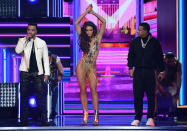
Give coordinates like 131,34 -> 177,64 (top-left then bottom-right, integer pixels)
15,37 -> 50,76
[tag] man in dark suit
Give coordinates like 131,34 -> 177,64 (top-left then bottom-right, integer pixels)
128,22 -> 165,126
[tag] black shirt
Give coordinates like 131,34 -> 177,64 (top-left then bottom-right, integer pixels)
29,42 -> 39,73
127,35 -> 164,72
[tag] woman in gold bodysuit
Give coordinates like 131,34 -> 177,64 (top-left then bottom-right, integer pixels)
75,4 -> 106,126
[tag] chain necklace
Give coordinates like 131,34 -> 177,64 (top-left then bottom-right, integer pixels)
141,35 -> 150,48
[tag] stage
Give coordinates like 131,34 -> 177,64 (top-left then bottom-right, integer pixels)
1,115 -> 187,131
1,0 -> 187,130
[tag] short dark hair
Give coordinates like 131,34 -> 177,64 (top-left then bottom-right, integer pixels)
139,22 -> 150,33
28,22 -> 38,30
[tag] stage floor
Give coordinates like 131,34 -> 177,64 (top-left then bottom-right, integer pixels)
1,115 -> 187,131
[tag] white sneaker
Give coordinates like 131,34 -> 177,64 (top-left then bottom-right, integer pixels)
131,120 -> 140,126
146,118 -> 155,126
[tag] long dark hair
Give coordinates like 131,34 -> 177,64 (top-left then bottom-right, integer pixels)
79,21 -> 97,54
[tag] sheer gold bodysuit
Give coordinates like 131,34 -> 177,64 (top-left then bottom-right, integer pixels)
76,39 -> 99,80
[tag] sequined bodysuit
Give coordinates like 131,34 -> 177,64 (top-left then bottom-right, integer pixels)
77,39 -> 99,79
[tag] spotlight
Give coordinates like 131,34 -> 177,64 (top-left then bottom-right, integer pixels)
28,96 -> 37,108
21,0 -> 47,17
28,0 -> 38,4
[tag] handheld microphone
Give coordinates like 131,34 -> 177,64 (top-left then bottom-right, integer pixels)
26,34 -> 32,42
25,35 -> 32,47
28,37 -> 31,42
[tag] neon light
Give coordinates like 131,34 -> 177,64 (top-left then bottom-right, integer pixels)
176,0 -> 179,59
18,83 -> 21,120
47,83 -> 50,121
55,0 -> 56,17
63,109 -> 147,114
18,0 -> 20,17
100,43 -> 129,48
48,45 -> 71,47
3,49 -> 6,83
97,71 -> 120,74
14,56 -> 70,60
179,0 -> 184,106
13,56 -> 17,83
53,0 -> 54,17
58,82 -> 60,115
61,0 -> 63,17
59,0 -> 60,17
0,45 -> 71,48
98,57 -> 128,59
73,0 -> 80,75
100,75 -> 115,77
0,34 -> 70,37
99,51 -> 128,53
96,63 -> 127,65
47,0 -> 49,17
58,56 -> 71,59
60,0 -> 62,17
62,82 -> 64,114
97,60 -> 127,62
57,0 -> 58,17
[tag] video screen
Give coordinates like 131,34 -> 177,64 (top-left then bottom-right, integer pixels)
80,0 -> 136,43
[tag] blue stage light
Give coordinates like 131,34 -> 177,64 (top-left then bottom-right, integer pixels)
28,96 -> 37,108
28,0 -> 38,3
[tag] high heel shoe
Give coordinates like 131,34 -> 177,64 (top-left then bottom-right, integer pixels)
82,110 -> 88,126
93,110 -> 99,126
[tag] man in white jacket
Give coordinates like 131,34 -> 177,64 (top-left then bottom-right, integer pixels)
15,23 -> 50,126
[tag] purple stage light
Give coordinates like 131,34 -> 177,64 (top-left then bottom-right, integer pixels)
28,96 -> 37,108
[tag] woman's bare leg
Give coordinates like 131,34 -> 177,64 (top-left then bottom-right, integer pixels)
88,69 -> 99,125
76,62 -> 87,111
88,69 -> 98,110
76,61 -> 89,125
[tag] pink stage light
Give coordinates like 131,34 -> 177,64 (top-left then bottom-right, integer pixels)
97,60 -> 127,62
96,63 -> 127,65
0,23 -> 70,27
63,109 -> 147,114
0,34 -> 70,37
100,43 -> 129,48
150,24 -> 157,29
97,71 -> 120,74
98,57 -> 128,59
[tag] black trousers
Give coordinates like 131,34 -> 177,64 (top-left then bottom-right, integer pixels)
49,82 -> 58,113
20,71 -> 47,122
133,68 -> 156,121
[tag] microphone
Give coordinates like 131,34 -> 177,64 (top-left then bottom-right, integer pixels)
28,37 -> 31,42
26,34 -> 32,42
24,35 -> 32,47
